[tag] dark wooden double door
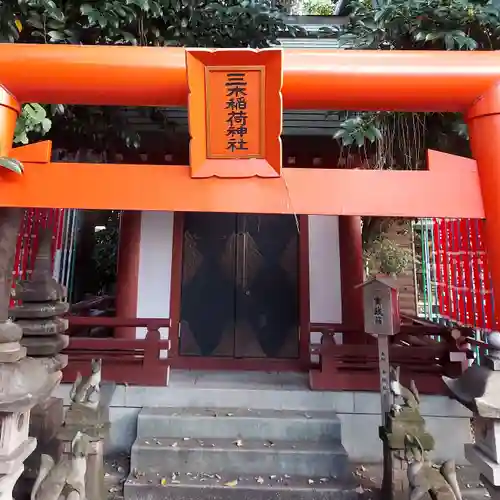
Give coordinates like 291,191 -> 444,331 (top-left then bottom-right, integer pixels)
179,212 -> 300,359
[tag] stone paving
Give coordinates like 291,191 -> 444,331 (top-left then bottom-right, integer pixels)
105,454 -> 489,500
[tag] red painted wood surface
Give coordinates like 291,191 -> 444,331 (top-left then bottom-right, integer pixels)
63,317 -> 171,386
308,322 -> 470,394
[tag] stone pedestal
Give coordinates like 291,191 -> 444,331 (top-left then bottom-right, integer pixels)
0,321 -> 25,363
464,411 -> 500,496
0,464 -> 24,500
10,227 -> 70,361
11,280 -> 69,359
0,322 -> 39,500
14,397 -> 64,497
443,334 -> 500,500
58,385 -> 114,500
60,434 -> 106,500
380,408 -> 435,499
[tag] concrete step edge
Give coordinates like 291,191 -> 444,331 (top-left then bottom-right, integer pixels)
138,407 -> 342,420
124,472 -> 358,491
131,439 -> 347,455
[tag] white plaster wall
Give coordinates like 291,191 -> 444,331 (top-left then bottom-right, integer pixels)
136,211 -> 174,349
308,216 -> 342,355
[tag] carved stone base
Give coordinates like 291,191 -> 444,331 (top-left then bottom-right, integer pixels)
20,397 -> 64,482
60,437 -> 106,500
62,404 -> 110,439
0,346 -> 26,363
30,397 -> 64,445
380,414 -> 435,500
382,439 -> 408,499
0,411 -> 31,457
465,442 -> 500,486
0,464 -> 24,500
0,437 -> 36,474
0,322 -> 22,343
10,301 -> 69,319
21,334 -> 69,356
481,474 -> 500,500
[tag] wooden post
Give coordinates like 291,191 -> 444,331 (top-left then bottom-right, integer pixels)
115,211 -> 141,339
339,215 -> 366,343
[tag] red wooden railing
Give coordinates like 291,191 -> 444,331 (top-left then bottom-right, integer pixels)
63,317 -> 171,386
309,320 -> 471,394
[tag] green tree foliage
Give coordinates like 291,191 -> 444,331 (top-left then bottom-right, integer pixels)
302,0 -> 335,15
92,211 -> 120,294
335,0 -> 500,162
335,0 -> 500,267
2,0 -> 304,148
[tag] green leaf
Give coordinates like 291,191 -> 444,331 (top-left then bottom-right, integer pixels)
373,127 -> 383,140
0,157 -> 24,175
342,135 -> 354,146
121,31 -> 138,44
41,118 -> 52,133
354,131 -> 366,147
80,3 -> 94,14
425,32 -> 441,41
24,103 -> 47,122
47,30 -> 66,41
26,16 -> 44,30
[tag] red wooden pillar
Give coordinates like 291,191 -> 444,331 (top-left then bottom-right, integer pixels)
467,83 -> 500,321
115,210 -> 141,339
338,215 -> 367,344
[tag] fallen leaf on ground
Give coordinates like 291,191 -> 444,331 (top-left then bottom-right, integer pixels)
224,479 -> 238,487
160,478 -> 167,486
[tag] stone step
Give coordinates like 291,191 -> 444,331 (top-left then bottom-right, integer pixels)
130,437 -> 348,477
124,371 -> 349,411
136,407 -> 342,442
124,471 -> 359,500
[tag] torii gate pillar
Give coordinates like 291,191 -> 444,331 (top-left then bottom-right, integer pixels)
467,84 -> 500,319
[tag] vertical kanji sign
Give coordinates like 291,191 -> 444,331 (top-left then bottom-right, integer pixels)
186,48 -> 283,178
205,68 -> 263,158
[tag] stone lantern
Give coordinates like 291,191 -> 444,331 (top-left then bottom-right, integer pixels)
0,350 -> 63,499
443,331 -> 500,499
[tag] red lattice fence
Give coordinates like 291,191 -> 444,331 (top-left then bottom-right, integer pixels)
431,218 -> 497,330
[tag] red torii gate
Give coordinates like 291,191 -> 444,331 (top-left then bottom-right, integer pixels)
0,45 -> 497,318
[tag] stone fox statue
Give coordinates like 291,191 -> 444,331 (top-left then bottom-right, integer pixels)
390,365 -> 420,412
31,431 -> 90,500
69,358 -> 102,409
405,434 -> 462,500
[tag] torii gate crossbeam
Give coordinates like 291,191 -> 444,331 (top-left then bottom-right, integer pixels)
0,45 -> 499,321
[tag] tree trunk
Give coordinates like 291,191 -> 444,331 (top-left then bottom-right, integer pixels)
0,207 -> 22,321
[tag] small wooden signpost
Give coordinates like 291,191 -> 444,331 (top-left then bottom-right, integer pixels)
358,277 -> 401,424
